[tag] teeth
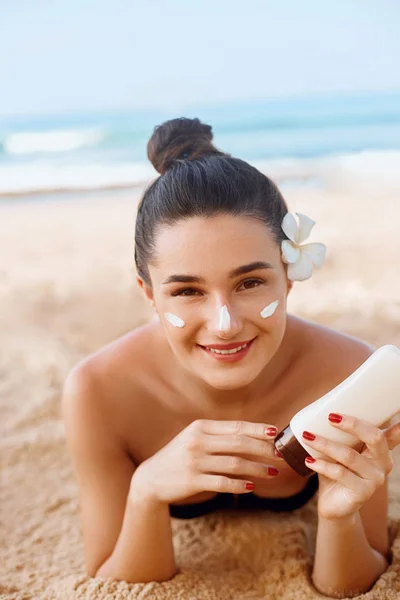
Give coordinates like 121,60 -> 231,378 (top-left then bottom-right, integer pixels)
207,343 -> 248,355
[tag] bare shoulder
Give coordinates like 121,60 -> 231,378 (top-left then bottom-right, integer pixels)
292,314 -> 375,385
61,348 -> 124,452
61,319 -> 166,459
63,320 -> 168,448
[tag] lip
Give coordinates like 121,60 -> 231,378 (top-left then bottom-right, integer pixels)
198,339 -> 254,350
199,338 -> 255,363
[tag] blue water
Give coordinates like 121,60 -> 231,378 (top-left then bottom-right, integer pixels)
1,90 -> 399,195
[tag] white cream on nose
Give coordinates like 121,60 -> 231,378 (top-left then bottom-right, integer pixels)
260,300 -> 279,319
164,312 -> 186,328
218,305 -> 231,331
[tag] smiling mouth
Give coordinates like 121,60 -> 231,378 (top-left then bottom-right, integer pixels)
198,338 -> 255,355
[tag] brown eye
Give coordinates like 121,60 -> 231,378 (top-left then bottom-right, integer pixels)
171,288 -> 201,297
240,279 -> 264,290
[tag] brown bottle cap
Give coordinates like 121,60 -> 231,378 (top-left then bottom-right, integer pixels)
274,425 -> 314,477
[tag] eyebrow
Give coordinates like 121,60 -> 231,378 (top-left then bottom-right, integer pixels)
161,261 -> 275,285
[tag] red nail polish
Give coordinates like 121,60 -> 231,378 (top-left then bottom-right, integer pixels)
265,426 -> 277,437
302,431 -> 316,441
329,413 -> 342,423
268,466 -> 279,476
245,482 -> 255,490
305,457 -> 316,464
275,449 -> 283,459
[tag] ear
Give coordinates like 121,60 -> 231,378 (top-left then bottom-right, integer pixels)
136,276 -> 155,308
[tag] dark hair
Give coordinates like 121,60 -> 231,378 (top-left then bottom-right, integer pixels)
135,117 -> 289,286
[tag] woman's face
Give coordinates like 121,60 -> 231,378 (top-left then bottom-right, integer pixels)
140,214 -> 292,391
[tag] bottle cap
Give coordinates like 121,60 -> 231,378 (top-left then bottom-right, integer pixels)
274,425 -> 314,477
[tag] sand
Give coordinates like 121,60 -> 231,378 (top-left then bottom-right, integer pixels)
1,184 -> 399,599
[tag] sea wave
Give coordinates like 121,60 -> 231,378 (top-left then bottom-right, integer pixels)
2,127 -> 107,155
0,160 -> 155,195
1,150 -> 400,197
214,111 -> 400,135
1,109 -> 399,159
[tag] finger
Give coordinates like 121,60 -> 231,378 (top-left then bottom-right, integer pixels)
327,413 -> 392,470
203,433 -> 280,463
303,457 -> 372,498
384,420 -> 400,451
301,430 -> 384,482
196,419 -> 279,440
198,454 -> 280,479
198,473 -> 258,494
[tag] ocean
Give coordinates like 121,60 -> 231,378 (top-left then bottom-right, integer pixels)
1,90 -> 400,197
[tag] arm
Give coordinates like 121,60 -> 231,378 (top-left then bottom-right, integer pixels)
95,476 -> 178,582
62,365 -> 178,583
312,512 -> 388,598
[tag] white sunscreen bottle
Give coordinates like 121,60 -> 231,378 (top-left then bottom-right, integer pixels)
274,345 -> 400,476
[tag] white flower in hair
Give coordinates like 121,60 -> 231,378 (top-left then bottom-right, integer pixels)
281,213 -> 326,281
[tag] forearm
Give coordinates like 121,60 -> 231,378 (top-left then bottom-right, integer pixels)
312,512 -> 388,598
95,483 -> 177,584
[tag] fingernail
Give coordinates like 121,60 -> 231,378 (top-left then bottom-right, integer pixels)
329,413 -> 342,423
245,482 -> 255,490
305,457 -> 316,464
265,426 -> 277,437
302,431 -> 316,441
275,449 -> 284,459
268,466 -> 279,476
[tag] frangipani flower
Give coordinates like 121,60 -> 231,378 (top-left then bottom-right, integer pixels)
281,212 -> 326,281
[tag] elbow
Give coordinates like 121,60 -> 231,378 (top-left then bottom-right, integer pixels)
91,560 -> 110,579
311,553 -> 389,599
311,576 -> 372,599
92,570 -> 179,585
91,559 -> 179,584
311,581 -> 369,599
88,564 -> 101,578
87,567 -> 97,578
87,555 -> 111,579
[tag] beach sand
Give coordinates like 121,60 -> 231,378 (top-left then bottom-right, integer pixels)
1,184 -> 399,598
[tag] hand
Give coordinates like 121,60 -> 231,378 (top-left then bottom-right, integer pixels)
130,419 -> 282,505
301,413 -> 400,520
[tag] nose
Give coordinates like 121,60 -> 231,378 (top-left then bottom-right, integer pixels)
208,302 -> 243,339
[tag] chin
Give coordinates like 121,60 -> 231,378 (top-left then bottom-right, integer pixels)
200,369 -> 260,391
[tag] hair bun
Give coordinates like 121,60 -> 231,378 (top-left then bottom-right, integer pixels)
147,117 -> 225,175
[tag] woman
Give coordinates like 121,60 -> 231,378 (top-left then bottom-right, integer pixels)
62,117 -> 399,597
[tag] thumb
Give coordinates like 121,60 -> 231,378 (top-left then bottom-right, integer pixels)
384,420 -> 400,451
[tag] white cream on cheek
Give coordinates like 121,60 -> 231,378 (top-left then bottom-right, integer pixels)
163,301 -> 278,330
260,300 -> 279,319
218,305 -> 231,331
164,312 -> 186,328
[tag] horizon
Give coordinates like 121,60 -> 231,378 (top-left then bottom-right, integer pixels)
2,87 -> 400,122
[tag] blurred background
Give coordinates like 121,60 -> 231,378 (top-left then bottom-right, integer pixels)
1,2 -> 400,595
1,1 -> 400,197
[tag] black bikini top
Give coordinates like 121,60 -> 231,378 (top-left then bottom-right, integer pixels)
169,473 -> 319,519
